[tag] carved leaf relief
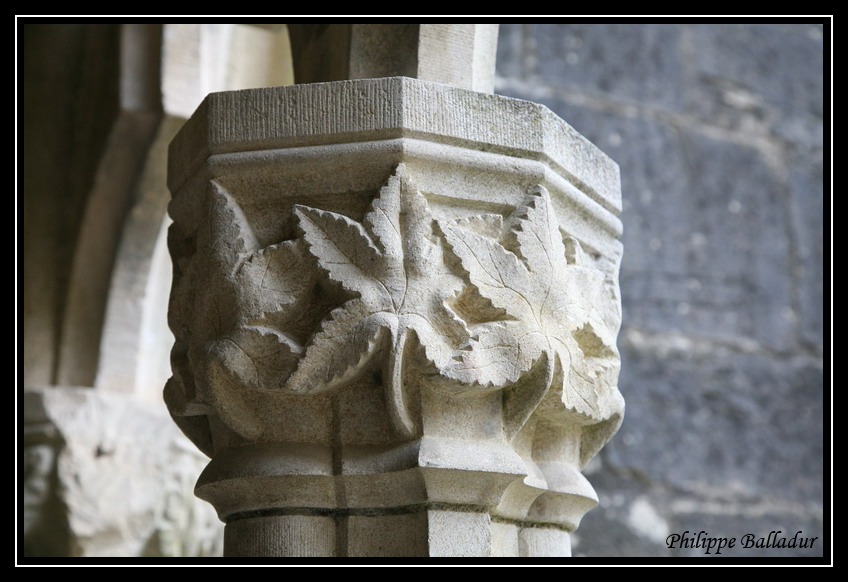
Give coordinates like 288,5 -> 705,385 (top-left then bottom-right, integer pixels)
442,186 -> 621,423
168,166 -> 621,447
175,182 -> 318,397
288,164 -> 469,435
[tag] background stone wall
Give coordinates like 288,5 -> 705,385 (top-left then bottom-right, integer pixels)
495,23 -> 825,557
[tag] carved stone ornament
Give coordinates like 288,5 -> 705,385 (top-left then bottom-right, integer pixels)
166,77 -> 624,556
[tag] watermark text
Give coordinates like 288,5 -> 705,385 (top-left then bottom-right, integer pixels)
665,530 -> 817,555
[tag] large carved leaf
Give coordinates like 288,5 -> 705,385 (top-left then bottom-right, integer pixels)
236,238 -> 316,324
286,299 -> 394,392
185,181 -> 317,392
287,164 -> 468,435
208,326 -> 302,390
443,186 -> 616,421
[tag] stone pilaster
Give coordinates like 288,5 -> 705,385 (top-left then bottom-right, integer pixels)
166,77 -> 624,557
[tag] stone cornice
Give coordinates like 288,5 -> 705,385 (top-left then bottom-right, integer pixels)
168,77 -> 621,216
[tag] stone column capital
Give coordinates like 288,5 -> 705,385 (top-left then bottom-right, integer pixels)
166,77 -> 624,557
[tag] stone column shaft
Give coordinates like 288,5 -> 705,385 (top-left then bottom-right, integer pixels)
166,77 -> 624,557
288,23 -> 499,93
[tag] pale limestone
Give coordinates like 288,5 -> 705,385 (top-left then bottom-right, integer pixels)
428,510 -> 493,557
23,387 -> 222,557
417,24 -> 499,93
519,527 -> 572,557
347,513 -> 428,557
224,515 -> 336,557
166,76 -> 623,557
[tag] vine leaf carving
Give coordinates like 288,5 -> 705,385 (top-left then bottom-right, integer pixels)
287,164 -> 468,436
193,182 -> 316,391
442,185 -> 621,428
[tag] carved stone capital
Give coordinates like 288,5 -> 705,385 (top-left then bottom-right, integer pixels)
166,77 -> 623,557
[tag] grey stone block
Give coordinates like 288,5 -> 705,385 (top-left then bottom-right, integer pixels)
687,24 -> 823,118
789,148 -> 824,351
606,347 -> 823,504
532,23 -> 686,111
685,24 -> 824,148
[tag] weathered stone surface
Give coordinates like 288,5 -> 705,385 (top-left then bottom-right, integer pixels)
790,147 -> 824,351
23,387 -> 223,557
417,24 -> 499,93
347,513 -> 428,557
223,515 -> 336,557
167,77 -> 624,556
533,23 -> 686,111
680,24 -> 824,150
428,510 -> 493,557
686,25 -> 823,120
518,527 -> 572,557
607,345 -> 823,503
168,78 -> 621,216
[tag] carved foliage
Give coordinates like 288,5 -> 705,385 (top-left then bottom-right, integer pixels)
167,164 -> 622,444
167,180 -> 318,415
289,165 -> 469,435
442,186 -> 622,422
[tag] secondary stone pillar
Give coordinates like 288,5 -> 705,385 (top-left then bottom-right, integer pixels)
288,23 -> 499,92
165,77 -> 624,557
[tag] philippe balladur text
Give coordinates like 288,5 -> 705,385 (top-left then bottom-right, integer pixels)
666,530 -> 818,555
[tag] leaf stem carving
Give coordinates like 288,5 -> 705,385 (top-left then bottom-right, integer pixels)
285,164 -> 468,437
